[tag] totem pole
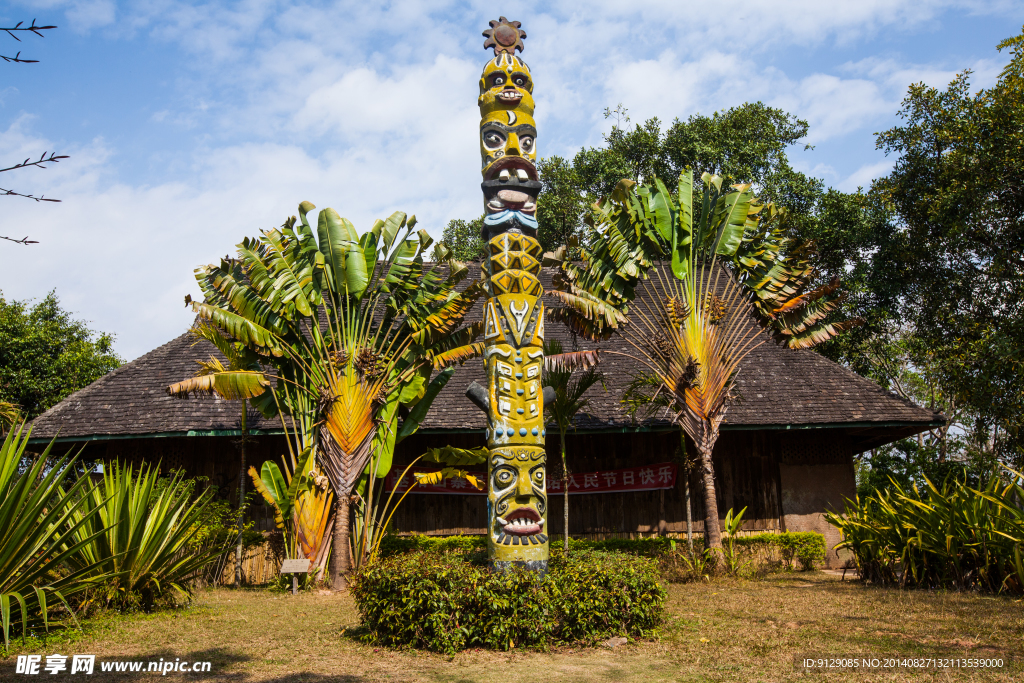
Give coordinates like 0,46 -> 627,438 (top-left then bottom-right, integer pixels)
465,17 -> 552,573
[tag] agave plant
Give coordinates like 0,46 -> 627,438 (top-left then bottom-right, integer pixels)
545,170 -> 858,549
62,462 -> 230,610
0,425 -> 106,646
172,202 -> 485,588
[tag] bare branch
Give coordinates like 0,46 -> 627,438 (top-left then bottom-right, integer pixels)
1,19 -> 58,42
0,52 -> 39,63
0,152 -> 69,174
0,234 -> 39,245
0,186 -> 60,202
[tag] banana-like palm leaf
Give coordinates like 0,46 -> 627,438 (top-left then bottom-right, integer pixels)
421,445 -> 489,467
167,360 -> 270,401
413,468 -> 484,490
544,350 -> 601,372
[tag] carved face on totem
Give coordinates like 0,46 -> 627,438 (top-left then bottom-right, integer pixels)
490,448 -> 547,548
480,111 -> 537,176
478,53 -> 535,117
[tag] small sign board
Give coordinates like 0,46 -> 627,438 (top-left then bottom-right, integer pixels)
281,559 -> 311,574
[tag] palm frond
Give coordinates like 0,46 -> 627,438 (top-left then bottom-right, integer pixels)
544,350 -> 601,372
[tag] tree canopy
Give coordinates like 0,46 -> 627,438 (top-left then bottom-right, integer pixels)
0,291 -> 122,420
852,25 -> 1024,467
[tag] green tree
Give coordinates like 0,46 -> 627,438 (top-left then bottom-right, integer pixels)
440,216 -> 485,261
855,24 -> 1024,467
535,156 -> 588,254
0,291 -> 122,420
542,339 -> 603,552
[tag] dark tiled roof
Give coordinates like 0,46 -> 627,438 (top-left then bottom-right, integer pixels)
30,265 -> 942,441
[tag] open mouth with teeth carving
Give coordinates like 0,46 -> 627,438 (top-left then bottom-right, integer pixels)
484,156 -> 538,182
495,507 -> 547,545
496,88 -> 523,106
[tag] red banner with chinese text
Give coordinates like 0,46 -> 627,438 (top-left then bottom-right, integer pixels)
383,462 -> 677,495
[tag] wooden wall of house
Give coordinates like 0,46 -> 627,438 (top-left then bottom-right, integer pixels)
386,429 -> 791,538
90,434 -> 292,530
83,426 -> 854,544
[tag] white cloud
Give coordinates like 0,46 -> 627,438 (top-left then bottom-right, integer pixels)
2,117 -> 483,361
839,159 -> 893,192
3,0 -> 1023,361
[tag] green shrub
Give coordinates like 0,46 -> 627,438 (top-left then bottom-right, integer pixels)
734,532 -> 827,571
376,533 -> 486,557
376,532 -> 826,580
376,534 -> 676,558
826,471 -> 1024,592
351,549 -> 665,653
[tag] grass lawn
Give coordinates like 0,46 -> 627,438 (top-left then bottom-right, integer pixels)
3,572 -> 1022,681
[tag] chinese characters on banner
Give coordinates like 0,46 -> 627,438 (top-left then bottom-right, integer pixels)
385,462 -> 677,495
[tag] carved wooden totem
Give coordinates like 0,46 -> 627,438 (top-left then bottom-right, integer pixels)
467,17 -> 549,572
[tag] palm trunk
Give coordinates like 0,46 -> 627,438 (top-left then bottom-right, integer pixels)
235,400 -> 247,587
685,473 -> 693,553
561,436 -> 569,553
317,426 -> 374,592
698,444 -> 722,550
331,493 -> 351,590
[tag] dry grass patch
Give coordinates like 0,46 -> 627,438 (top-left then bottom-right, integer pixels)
2,573 -> 1022,682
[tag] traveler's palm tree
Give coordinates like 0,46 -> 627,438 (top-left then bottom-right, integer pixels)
170,202 -> 484,587
542,339 -> 603,552
545,170 -> 858,549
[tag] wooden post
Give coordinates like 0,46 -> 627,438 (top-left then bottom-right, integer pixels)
658,489 -> 667,536
236,400 -> 247,588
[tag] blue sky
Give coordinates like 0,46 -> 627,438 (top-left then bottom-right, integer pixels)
2,0 -> 1022,361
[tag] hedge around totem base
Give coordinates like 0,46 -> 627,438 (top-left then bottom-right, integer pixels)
350,549 -> 666,653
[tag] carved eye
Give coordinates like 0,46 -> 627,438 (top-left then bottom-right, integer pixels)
520,136 -> 534,153
514,76 -> 526,87
493,75 -> 505,86
533,470 -> 544,485
483,130 -> 505,149
494,468 -> 515,487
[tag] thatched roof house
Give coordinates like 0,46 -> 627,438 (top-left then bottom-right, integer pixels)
31,266 -> 942,567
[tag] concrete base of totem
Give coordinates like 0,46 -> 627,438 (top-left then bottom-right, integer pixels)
492,559 -> 548,576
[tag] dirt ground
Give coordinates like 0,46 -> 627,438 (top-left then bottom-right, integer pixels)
2,572 -> 1022,682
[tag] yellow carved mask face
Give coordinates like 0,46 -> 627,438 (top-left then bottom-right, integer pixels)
490,449 -> 547,547
480,110 -> 537,180
478,53 -> 534,117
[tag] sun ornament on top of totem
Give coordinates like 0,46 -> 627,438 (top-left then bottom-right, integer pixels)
465,16 -> 552,573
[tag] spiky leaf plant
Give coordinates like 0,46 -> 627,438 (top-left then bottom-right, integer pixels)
62,463 -> 230,611
0,425 -> 106,647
